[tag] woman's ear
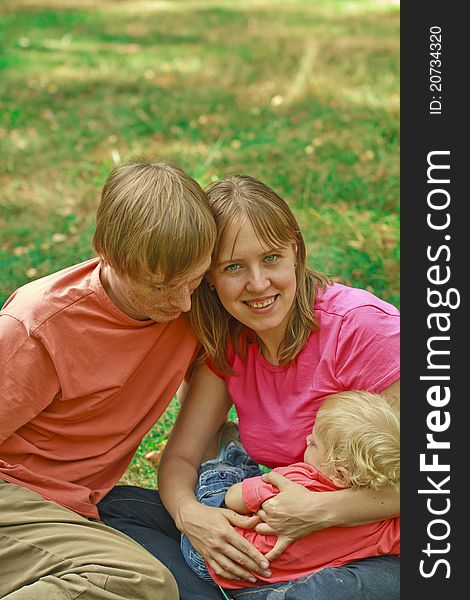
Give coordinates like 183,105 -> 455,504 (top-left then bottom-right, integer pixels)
205,273 -> 216,292
292,243 -> 298,268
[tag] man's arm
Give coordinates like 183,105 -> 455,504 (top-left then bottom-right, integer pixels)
0,315 -> 58,443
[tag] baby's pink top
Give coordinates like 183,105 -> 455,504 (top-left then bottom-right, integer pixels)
208,463 -> 400,588
208,283 -> 400,468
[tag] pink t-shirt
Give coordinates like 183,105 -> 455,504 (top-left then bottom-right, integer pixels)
0,259 -> 197,518
208,283 -> 400,468
208,463 -> 400,588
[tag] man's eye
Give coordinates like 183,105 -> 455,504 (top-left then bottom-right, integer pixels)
151,284 -> 175,292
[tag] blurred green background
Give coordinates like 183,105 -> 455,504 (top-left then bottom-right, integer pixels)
0,0 -> 399,486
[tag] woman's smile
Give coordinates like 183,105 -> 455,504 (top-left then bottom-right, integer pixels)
243,294 -> 278,310
209,220 -> 297,360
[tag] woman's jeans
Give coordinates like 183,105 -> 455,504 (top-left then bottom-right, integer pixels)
98,485 -> 224,600
98,446 -> 400,600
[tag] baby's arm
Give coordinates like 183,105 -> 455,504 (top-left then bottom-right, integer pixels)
226,472 -> 281,516
225,482 -> 251,514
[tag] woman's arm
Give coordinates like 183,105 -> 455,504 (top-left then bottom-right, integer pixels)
255,379 -> 401,560
383,378 -> 400,401
158,363 -> 271,583
256,475 -> 399,560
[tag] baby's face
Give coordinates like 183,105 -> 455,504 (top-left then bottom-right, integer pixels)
303,423 -> 329,474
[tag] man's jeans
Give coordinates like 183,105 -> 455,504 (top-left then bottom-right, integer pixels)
98,446 -> 399,600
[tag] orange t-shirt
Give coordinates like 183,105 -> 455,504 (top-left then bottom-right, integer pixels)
0,258 -> 197,518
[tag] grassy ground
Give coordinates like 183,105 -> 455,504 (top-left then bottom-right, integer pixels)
0,0 -> 399,487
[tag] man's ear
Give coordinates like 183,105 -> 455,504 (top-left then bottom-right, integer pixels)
330,466 -> 350,488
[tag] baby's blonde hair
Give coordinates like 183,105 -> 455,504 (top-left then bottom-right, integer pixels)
314,390 -> 400,491
93,162 -> 216,281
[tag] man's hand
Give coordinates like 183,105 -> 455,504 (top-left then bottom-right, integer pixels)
180,502 -> 271,582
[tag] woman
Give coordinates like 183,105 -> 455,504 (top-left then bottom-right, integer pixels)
157,175 -> 400,599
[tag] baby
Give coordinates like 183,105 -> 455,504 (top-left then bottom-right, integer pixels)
181,390 -> 400,590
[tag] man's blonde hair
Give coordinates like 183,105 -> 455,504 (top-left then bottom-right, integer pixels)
93,162 -> 216,281
189,175 -> 330,375
314,390 -> 400,491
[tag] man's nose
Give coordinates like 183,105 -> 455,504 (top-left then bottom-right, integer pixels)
170,287 -> 192,312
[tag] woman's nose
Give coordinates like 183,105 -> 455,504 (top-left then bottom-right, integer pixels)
245,267 -> 269,292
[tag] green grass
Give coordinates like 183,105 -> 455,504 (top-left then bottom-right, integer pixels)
0,0 -> 399,486
118,397 -> 182,488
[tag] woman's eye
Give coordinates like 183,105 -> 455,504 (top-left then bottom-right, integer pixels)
225,264 -> 241,272
264,254 -> 278,263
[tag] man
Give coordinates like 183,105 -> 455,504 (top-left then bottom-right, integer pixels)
0,162 -> 216,599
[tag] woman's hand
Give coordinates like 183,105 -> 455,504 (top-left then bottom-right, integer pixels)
158,366 -> 273,581
254,471 -> 331,560
179,501 -> 272,583
255,471 -> 400,561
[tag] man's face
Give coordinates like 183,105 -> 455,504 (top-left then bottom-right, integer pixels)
102,256 -> 211,323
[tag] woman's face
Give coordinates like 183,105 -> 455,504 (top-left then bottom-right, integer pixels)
208,219 -> 297,347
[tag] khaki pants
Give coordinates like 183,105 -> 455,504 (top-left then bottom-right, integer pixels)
0,480 -> 179,599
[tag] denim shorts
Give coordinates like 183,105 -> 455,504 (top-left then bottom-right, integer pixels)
181,445 -> 264,585
180,446 -> 400,599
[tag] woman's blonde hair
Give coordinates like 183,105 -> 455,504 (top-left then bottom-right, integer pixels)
189,175 -> 330,375
314,390 -> 400,491
93,162 -> 216,282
